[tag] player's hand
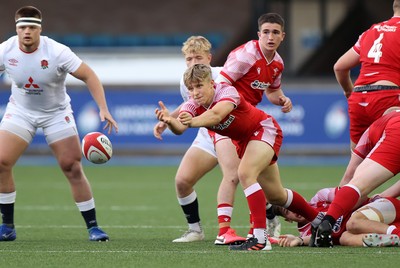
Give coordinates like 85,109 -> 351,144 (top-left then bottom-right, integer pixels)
178,112 -> 193,126
153,121 -> 167,140
279,95 -> 292,113
278,234 -> 302,247
100,111 -> 119,134
155,101 -> 172,124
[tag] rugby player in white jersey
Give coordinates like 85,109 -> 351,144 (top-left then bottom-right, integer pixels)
0,6 -> 118,241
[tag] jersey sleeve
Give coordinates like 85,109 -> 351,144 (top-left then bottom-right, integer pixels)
352,32 -> 365,55
215,83 -> 240,107
309,187 -> 337,205
58,46 -> 83,74
180,100 -> 197,117
269,72 -> 282,89
219,42 -> 256,83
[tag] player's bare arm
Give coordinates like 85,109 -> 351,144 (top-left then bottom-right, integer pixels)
71,62 -> 118,134
279,234 -> 308,247
265,88 -> 292,113
153,103 -> 183,140
185,101 -> 234,128
333,48 -> 359,98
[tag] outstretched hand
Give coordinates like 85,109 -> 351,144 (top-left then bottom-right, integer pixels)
278,234 -> 303,247
100,111 -> 119,135
155,101 -> 172,124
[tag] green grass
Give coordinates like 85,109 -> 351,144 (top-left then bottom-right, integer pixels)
0,165 -> 398,267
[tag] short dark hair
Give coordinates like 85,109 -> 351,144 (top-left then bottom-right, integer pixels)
15,6 -> 42,21
258,13 -> 285,31
270,205 -> 284,217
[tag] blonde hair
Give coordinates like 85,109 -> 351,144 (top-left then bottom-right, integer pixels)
181,36 -> 212,56
183,64 -> 212,89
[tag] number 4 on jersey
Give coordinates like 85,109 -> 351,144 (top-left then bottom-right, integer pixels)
367,33 -> 384,63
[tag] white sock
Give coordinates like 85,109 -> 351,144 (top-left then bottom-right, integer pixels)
189,222 -> 201,232
253,228 -> 266,244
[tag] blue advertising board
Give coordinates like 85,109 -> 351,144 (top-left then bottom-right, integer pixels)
0,87 -> 349,153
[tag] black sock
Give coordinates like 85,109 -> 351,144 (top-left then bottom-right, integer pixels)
181,198 -> 200,223
0,203 -> 14,227
81,208 -> 98,229
266,204 -> 276,220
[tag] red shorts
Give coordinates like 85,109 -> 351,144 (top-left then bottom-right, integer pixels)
348,90 -> 400,144
366,117 -> 400,174
209,118 -> 282,162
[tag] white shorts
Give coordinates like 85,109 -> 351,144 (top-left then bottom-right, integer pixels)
0,102 -> 78,144
356,198 -> 397,224
190,127 -> 217,158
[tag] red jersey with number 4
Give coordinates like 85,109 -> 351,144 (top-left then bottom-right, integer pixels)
353,16 -> 400,86
218,40 -> 284,106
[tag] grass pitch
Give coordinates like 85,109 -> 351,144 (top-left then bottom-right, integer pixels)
0,164 -> 398,267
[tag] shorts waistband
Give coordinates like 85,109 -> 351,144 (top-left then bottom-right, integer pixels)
353,85 -> 400,92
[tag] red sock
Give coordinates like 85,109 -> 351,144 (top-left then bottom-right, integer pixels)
286,190 -> 319,222
326,185 -> 360,220
389,227 -> 400,236
245,186 -> 266,229
217,203 -> 232,236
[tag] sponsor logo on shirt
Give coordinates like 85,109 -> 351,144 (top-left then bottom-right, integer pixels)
373,25 -> 397,32
210,114 -> 235,131
251,80 -> 271,90
8,59 -> 18,66
23,77 -> 43,95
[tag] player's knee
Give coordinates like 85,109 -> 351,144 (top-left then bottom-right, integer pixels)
0,158 -> 14,171
346,212 -> 364,233
58,157 -> 81,174
175,176 -> 193,192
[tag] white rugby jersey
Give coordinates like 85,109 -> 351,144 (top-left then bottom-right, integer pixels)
179,66 -> 222,102
0,36 -> 82,113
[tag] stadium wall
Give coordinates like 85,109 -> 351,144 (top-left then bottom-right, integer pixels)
0,87 -> 350,156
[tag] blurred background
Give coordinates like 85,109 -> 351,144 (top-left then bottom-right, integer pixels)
0,0 -> 394,165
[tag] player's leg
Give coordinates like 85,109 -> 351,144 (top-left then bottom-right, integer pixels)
347,197 -> 400,247
230,140 -> 272,251
49,132 -> 108,241
214,137 -> 245,245
258,162 -> 319,223
45,111 -> 108,241
339,231 -> 365,246
347,198 -> 396,234
338,151 -> 363,187
0,107 -> 37,242
0,126 -> 30,241
316,159 -> 394,247
173,128 -> 218,242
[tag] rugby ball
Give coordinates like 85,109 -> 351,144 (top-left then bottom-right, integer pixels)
82,132 -> 113,164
